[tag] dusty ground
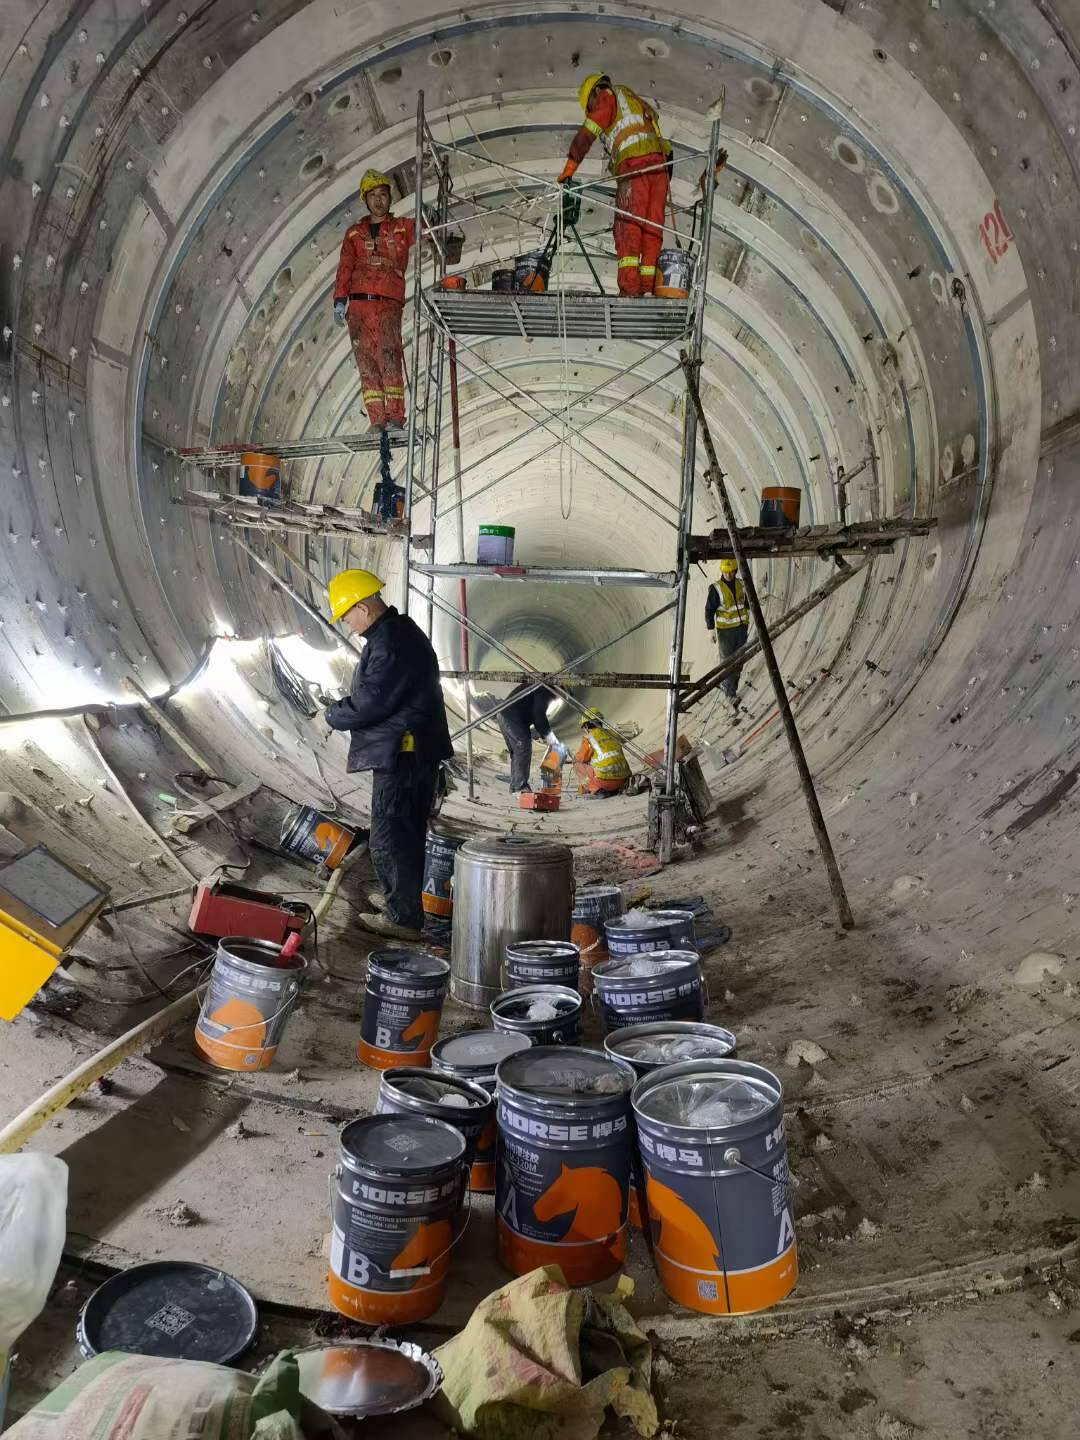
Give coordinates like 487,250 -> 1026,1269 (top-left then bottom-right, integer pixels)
4,771 -> 1080,1434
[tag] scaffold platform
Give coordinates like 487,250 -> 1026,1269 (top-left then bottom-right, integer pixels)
412,562 -> 677,588
175,490 -> 415,540
688,517 -> 937,562
170,430 -> 413,467
426,289 -> 692,341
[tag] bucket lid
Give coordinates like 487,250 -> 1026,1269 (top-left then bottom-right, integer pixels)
605,1022 -> 736,1068
427,817 -> 472,842
77,1261 -> 257,1364
497,1045 -> 634,1100
367,948 -> 450,981
340,1113 -> 464,1171
636,1064 -> 779,1130
593,951 -> 700,981
431,1028 -> 531,1074
381,1069 -> 487,1108
459,835 -> 571,864
295,1337 -> 442,1417
492,986 -> 580,1021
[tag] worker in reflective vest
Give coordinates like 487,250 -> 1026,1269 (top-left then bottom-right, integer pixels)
557,74 -> 672,297
333,170 -> 417,430
574,708 -> 632,796
705,558 -> 749,707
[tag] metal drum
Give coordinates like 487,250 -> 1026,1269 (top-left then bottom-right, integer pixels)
605,909 -> 697,958
591,951 -> 705,1034
653,248 -> 693,298
504,939 -> 580,992
430,1029 -> 532,1192
490,985 -> 582,1046
421,818 -> 471,944
450,836 -> 574,1009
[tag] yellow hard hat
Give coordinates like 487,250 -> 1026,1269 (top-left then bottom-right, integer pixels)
581,705 -> 603,727
359,169 -> 392,199
578,73 -> 607,111
327,568 -> 384,620
719,559 -> 739,575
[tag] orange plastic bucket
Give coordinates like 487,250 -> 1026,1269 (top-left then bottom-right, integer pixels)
440,274 -> 467,291
760,486 -> 802,528
194,938 -> 305,1072
238,451 -> 282,501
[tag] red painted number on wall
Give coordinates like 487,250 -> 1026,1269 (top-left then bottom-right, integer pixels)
978,199 -> 1014,264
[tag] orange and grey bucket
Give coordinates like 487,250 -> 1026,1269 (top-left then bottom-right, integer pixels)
571,883 -> 623,991
357,949 -> 450,1070
431,1029 -> 531,1192
238,451 -> 282,502
653,248 -> 693,298
328,1113 -> 466,1325
194,937 -> 306,1072
376,1066 -> 493,1177
421,819 -> 470,944
280,803 -> 355,870
759,486 -> 802,528
495,1045 -> 636,1285
633,1058 -> 796,1315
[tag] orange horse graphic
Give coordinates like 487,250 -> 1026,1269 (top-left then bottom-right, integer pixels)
401,1008 -> 440,1055
533,1164 -> 623,1241
390,1219 -> 452,1286
644,1174 -> 721,1271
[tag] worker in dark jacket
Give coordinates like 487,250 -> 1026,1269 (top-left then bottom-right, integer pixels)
494,683 -> 561,792
323,568 -> 453,939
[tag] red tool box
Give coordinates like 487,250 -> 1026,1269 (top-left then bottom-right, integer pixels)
188,879 -> 308,943
518,790 -> 560,812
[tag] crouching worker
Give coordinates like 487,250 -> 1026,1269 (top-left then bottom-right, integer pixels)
322,568 -> 453,939
574,707 -> 631,797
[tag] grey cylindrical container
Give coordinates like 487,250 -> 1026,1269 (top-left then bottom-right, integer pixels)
430,1029 -> 533,1192
632,1059 -> 796,1315
357,949 -> 450,1071
495,1046 -> 636,1285
504,940 -> 580,992
605,909 -> 697,958
451,836 -> 574,1009
376,1067 -> 493,1173
591,951 -> 705,1034
603,1020 -> 737,1076
421,818 -> 471,944
490,985 -> 582,1047
194,937 -> 306,1072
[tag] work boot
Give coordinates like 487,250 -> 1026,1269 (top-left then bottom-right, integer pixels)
366,890 -> 388,913
358,912 -> 423,941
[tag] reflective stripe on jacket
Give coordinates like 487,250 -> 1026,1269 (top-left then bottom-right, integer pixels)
585,85 -> 667,170
581,725 -> 631,779
709,578 -> 747,630
334,215 -> 416,304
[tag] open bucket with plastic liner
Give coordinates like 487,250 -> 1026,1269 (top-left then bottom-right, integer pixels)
495,1045 -> 636,1285
238,450 -> 282,503
194,937 -> 306,1072
490,985 -> 582,1046
280,803 -> 355,870
431,1029 -> 532,1191
605,908 -> 697,958
604,1021 -> 738,1230
592,951 -> 705,1034
633,1059 -> 796,1315
357,949 -> 450,1070
376,1067 -> 493,1177
653,248 -> 693,299
328,1113 -> 467,1325
504,939 -> 580,991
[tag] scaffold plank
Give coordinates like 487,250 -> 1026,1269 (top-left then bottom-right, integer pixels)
426,289 -> 691,340
687,517 -> 936,561
170,431 -> 414,466
440,669 -> 678,689
412,562 -> 677,588
175,490 -> 415,540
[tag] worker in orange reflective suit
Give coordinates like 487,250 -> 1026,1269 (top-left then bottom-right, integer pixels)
574,708 -> 632,797
334,170 -> 417,430
557,74 -> 672,296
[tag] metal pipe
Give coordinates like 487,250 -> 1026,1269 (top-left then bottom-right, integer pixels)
681,351 -> 855,930
447,337 -> 476,801
122,676 -> 219,776
402,89 -> 426,615
233,536 -> 362,659
658,118 -> 722,862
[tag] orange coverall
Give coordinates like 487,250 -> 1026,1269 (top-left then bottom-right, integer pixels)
574,733 -> 631,795
334,214 -> 416,427
561,87 -> 669,296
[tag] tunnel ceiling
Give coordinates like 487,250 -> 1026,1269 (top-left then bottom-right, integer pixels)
0,0 -> 1073,778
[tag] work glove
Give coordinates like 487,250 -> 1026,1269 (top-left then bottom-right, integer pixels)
711,631 -> 718,646
333,299 -> 347,327
556,161 -> 576,185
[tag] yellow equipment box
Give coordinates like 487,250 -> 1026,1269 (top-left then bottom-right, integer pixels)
0,846 -> 108,1021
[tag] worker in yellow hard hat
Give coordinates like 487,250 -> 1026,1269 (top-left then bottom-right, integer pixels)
705,558 -> 749,710
333,169 -> 417,430
323,569 -> 453,939
556,73 -> 672,296
573,707 -> 632,797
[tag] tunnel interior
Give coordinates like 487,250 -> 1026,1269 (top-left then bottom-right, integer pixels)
1,0 -> 1079,1430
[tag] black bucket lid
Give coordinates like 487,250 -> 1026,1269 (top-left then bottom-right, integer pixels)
340,1113 -> 464,1171
431,1029 -> 531,1074
76,1261 -> 258,1364
367,948 -> 450,980
497,1045 -> 634,1101
295,1337 -> 442,1417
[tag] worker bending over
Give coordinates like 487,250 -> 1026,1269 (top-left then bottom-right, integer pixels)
574,708 -> 631,796
323,569 -> 452,939
334,170 -> 417,431
494,683 -> 564,793
706,558 -> 749,710
557,74 -> 671,297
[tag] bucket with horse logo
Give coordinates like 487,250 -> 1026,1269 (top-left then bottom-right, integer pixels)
357,949 -> 450,1070
194,937 -> 306,1072
280,803 -> 355,870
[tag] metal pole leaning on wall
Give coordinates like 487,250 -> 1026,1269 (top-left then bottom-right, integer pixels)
401,90 -> 426,616
680,353 -> 855,931
448,337 -> 476,801
658,117 -> 722,863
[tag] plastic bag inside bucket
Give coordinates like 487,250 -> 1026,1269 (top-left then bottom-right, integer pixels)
499,1049 -> 633,1100
395,1076 -> 483,1108
603,957 -> 685,978
618,909 -> 672,929
641,1077 -> 774,1128
617,1035 -> 735,1065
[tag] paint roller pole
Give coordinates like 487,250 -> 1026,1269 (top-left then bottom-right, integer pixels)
448,337 -> 476,802
679,352 -> 855,931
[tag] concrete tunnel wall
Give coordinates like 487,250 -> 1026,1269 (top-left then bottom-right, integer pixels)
0,0 -> 1075,868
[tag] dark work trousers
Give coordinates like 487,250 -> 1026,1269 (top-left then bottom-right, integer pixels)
496,710 -> 536,791
716,624 -> 749,699
370,756 -> 438,929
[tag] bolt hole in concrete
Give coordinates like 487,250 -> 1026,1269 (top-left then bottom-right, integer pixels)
638,37 -> 669,59
428,49 -> 454,68
295,90 -> 314,110
331,91 -> 352,111
288,340 -> 305,367
747,77 -> 779,101
834,137 -> 864,172
273,267 -> 292,293
300,153 -> 325,179
379,64 -> 403,84
873,47 -> 887,62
